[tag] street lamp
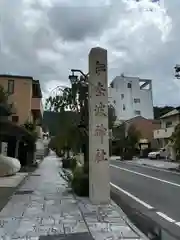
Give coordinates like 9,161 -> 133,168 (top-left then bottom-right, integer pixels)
68,72 -> 78,84
69,69 -> 89,83
71,69 -> 89,78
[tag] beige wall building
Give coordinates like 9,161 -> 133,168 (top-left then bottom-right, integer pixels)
153,109 -> 180,160
153,109 -> 180,147
0,74 -> 43,137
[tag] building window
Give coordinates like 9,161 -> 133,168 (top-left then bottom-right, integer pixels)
134,98 -> 140,103
8,80 -> 14,94
134,110 -> 141,115
110,82 -> 114,88
12,115 -> 19,123
127,83 -> 132,88
32,83 -> 39,97
166,121 -> 172,128
121,94 -> 124,99
123,104 -> 126,110
113,100 -> 116,104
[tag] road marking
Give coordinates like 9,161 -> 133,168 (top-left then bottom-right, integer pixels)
110,164 -> 180,188
175,222 -> 180,227
110,182 -> 154,209
156,212 -> 175,223
110,182 -> 180,228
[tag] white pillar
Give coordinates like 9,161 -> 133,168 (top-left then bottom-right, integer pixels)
88,47 -> 110,204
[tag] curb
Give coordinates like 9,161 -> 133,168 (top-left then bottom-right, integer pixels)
112,159 -> 180,175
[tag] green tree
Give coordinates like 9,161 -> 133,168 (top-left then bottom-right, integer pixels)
108,104 -> 117,156
21,120 -> 38,139
45,77 -> 89,173
0,85 -> 12,117
112,123 -> 126,156
0,85 -> 8,104
108,104 -> 117,129
46,80 -> 116,168
126,124 -> 141,154
170,123 -> 180,160
112,123 -> 140,159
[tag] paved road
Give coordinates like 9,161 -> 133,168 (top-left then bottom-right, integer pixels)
110,160 -> 180,240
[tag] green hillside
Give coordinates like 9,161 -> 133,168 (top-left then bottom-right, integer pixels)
43,111 -> 80,136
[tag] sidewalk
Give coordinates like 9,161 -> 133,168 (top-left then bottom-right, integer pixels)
0,153 -> 147,239
127,158 -> 179,171
0,172 -> 28,214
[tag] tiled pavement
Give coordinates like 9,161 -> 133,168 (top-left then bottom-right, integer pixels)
0,154 -> 147,239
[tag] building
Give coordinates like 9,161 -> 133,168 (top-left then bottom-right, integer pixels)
0,74 -> 43,138
153,108 -> 180,147
125,116 -> 160,149
153,108 -> 180,160
108,74 -> 154,121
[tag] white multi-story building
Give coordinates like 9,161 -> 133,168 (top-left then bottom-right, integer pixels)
108,74 -> 154,121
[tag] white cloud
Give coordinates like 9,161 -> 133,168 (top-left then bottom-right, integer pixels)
0,0 -> 180,106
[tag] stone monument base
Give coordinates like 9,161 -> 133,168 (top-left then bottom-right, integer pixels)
0,154 -> 21,177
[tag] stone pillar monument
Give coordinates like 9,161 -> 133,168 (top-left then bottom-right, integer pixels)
88,47 -> 110,204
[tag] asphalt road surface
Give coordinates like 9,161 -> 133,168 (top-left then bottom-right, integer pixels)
110,160 -> 180,240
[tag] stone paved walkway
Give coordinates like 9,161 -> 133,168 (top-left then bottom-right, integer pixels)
0,153 -> 147,239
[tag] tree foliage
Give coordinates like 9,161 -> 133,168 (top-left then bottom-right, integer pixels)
22,120 -> 38,139
45,78 -> 117,176
0,85 -> 13,116
112,123 -> 141,157
108,104 -> 117,129
126,124 -> 141,150
170,123 -> 180,159
46,78 -> 116,128
46,77 -> 88,115
46,87 -> 79,112
45,77 -> 89,159
0,85 -> 8,104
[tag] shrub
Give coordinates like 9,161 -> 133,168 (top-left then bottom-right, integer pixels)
122,151 -> 133,160
62,158 -> 71,169
70,157 -> 77,171
56,149 -> 64,157
71,165 -> 89,196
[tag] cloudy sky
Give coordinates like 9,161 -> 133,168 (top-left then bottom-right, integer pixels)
0,0 -> 180,106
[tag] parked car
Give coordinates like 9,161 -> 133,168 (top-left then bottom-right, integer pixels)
148,148 -> 168,159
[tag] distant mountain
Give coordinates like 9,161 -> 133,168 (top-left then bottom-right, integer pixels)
153,106 -> 175,119
43,106 -> 177,135
42,111 -> 60,136
42,111 -> 80,136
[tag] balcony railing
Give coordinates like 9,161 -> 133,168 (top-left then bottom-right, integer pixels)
153,126 -> 175,139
